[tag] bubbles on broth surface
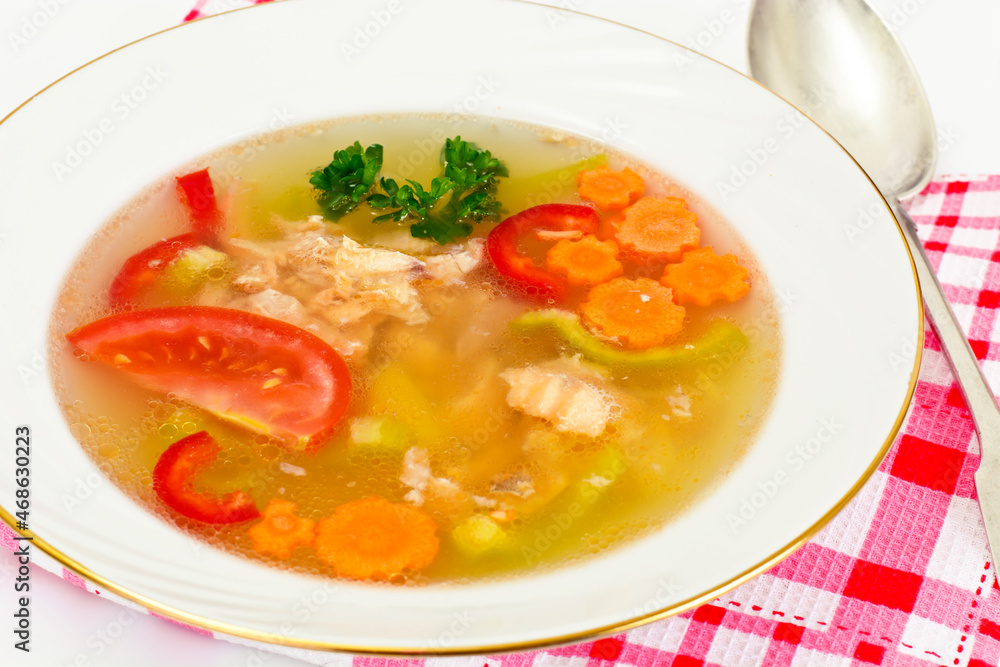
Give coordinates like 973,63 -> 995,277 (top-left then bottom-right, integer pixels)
48,114 -> 781,584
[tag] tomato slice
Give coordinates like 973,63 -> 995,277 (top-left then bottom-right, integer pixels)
176,168 -> 223,241
66,306 -> 352,449
108,233 -> 202,310
153,431 -> 259,524
486,204 -> 600,301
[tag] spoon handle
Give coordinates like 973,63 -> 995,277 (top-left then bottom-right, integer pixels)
892,200 -> 1000,559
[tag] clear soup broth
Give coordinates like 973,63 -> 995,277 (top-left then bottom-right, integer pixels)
51,115 -> 780,584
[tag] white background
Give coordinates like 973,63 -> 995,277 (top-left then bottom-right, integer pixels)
1,0 -> 997,665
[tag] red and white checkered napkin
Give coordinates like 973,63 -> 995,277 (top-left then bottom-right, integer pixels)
5,3 -> 1000,665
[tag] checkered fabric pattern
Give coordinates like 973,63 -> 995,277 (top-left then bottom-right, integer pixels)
4,3 -> 1000,664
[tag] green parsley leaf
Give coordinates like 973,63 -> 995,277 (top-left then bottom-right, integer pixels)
308,136 -> 507,244
309,142 -> 383,220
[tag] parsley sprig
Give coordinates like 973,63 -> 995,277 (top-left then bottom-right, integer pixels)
308,142 -> 383,220
309,137 -> 508,244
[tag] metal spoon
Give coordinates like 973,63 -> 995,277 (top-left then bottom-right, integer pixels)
747,0 -> 1000,565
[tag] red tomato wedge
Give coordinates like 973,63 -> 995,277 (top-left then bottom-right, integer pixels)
176,168 -> 223,241
153,430 -> 259,524
66,307 -> 352,450
486,204 -> 600,301
108,233 -> 202,310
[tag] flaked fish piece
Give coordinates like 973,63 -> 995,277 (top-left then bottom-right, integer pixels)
221,236 -> 287,265
315,320 -> 379,362
286,231 -> 428,324
371,229 -> 438,255
311,276 -> 427,326
400,447 -> 465,508
312,294 -> 375,326
499,365 -> 616,437
240,288 -> 307,325
231,262 -> 278,294
666,384 -> 692,420
355,278 -> 428,324
288,232 -> 424,283
422,237 -> 486,286
490,472 -> 535,499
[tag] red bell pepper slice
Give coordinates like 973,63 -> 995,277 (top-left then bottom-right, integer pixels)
107,233 -> 202,309
152,431 -> 260,524
176,168 -> 223,241
486,204 -> 600,301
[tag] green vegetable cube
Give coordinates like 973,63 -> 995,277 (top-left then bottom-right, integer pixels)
349,416 -> 408,452
452,514 -> 508,556
165,245 -> 229,290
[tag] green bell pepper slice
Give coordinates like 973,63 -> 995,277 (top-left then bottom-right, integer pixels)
510,309 -> 746,369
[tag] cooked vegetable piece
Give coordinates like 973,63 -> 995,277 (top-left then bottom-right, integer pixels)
248,499 -> 316,559
500,154 -> 606,205
165,244 -> 229,290
176,169 -> 223,241
452,514 -> 508,556
613,197 -> 699,262
108,234 -> 203,309
545,236 -> 624,285
661,246 -> 751,306
65,306 -> 352,450
152,430 -> 259,524
510,309 -> 747,369
309,142 -> 383,220
486,204 -> 600,301
367,364 -> 444,445
580,277 -> 686,349
349,416 -> 409,452
314,496 -> 439,580
311,137 -> 508,244
576,165 -> 645,211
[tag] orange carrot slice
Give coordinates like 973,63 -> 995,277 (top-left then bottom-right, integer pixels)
576,165 -> 645,211
613,197 -> 699,262
315,496 -> 439,581
545,236 -> 624,285
581,277 -> 686,349
662,246 -> 751,306
248,499 -> 316,559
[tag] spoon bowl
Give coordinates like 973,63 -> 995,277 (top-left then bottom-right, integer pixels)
747,0 -> 1000,576
748,0 -> 936,197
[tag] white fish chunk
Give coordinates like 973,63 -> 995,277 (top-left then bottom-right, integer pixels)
423,237 -> 486,285
499,366 -> 615,437
242,289 -> 307,325
285,231 -> 428,324
288,232 -> 424,284
371,229 -> 438,255
354,278 -> 428,324
667,384 -> 692,420
400,447 -> 465,507
231,262 -> 278,294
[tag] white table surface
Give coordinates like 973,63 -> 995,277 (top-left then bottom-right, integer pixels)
1,1 -> 997,665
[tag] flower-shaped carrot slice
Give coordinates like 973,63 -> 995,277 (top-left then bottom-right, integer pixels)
613,197 -> 700,262
315,496 -> 439,581
581,277 -> 686,349
661,247 -> 751,306
545,236 -> 624,285
576,165 -> 645,211
248,499 -> 316,559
